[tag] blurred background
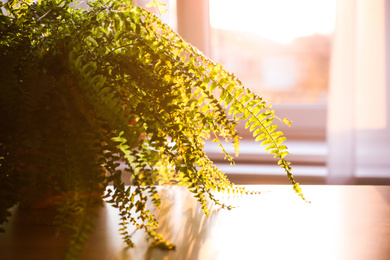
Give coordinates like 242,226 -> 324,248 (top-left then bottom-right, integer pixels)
140,0 -> 390,185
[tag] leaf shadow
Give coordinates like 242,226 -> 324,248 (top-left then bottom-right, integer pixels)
141,186 -> 222,260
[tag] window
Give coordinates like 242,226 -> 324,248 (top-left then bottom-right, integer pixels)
209,0 -> 335,105
164,0 -> 336,183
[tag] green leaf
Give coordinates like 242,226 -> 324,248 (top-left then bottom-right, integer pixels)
283,118 -> 292,127
266,125 -> 278,134
275,151 -> 289,159
92,75 -> 106,90
278,145 -> 288,151
261,139 -> 273,146
225,93 -> 233,105
239,93 -> 254,104
86,36 -> 98,47
261,117 -> 274,128
233,88 -> 244,98
275,136 -> 286,145
98,87 -> 111,96
220,90 -> 228,101
74,54 -> 84,69
209,82 -> 218,92
80,61 -> 97,75
270,131 -> 283,139
265,144 -> 277,151
251,103 -> 264,116
255,133 -> 267,142
242,110 -> 251,119
145,0 -> 168,15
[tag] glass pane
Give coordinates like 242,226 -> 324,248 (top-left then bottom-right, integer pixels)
209,0 -> 336,104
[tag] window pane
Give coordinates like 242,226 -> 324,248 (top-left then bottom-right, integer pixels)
209,0 -> 336,104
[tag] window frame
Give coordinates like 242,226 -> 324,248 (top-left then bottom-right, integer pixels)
176,0 -> 328,141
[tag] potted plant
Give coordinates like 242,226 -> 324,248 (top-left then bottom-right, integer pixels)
0,0 -> 308,258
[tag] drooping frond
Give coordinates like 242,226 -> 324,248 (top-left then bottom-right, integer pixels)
0,0 -> 308,258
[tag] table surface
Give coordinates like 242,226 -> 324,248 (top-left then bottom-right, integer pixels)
1,185 -> 390,260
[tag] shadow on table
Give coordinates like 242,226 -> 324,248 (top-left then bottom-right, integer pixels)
0,187 -> 227,260
135,186 -> 221,260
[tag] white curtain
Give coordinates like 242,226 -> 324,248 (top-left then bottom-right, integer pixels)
327,0 -> 390,184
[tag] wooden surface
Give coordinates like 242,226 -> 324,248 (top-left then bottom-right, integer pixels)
1,185 -> 390,260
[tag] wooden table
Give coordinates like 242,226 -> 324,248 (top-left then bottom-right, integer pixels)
1,185 -> 390,260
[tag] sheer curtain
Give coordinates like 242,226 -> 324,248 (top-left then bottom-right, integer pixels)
327,0 -> 390,184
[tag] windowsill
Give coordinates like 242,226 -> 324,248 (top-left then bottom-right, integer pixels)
204,139 -> 327,165
204,139 -> 328,184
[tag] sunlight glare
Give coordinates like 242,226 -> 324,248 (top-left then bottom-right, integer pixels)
209,0 -> 336,44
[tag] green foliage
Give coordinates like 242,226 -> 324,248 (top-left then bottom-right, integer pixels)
145,0 -> 168,15
0,0 -> 308,258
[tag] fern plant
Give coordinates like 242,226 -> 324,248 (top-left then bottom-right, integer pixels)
0,0 -> 308,258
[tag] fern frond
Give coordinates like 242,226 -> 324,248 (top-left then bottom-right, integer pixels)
0,1 -> 309,258
134,8 -> 308,201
